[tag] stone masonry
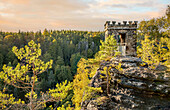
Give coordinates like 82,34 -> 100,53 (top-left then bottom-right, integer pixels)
104,21 -> 138,56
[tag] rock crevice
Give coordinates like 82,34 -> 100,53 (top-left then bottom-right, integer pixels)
83,56 -> 170,110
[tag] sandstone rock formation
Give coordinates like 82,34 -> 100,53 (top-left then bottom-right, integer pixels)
82,56 -> 170,110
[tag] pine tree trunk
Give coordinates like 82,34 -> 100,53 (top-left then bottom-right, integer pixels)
106,67 -> 110,95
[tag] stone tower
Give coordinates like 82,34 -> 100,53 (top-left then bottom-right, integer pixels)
104,21 -> 138,56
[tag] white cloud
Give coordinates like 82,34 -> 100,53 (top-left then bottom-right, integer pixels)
0,13 -> 14,17
0,0 -> 169,31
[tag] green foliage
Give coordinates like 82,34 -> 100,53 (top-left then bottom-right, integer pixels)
0,40 -> 53,87
0,35 -> 3,42
12,59 -> 18,66
72,35 -> 119,109
137,5 -> 170,41
0,40 -> 53,109
25,91 -> 38,100
87,49 -> 93,58
0,24 -> 106,110
137,6 -> 170,69
96,35 -> 118,60
55,65 -> 73,83
57,104 -> 73,110
49,80 -> 72,101
60,66 -> 72,81
0,30 -> 104,77
137,36 -> 170,69
43,28 -> 50,37
42,52 -> 52,63
72,58 -> 102,110
56,56 -> 65,66
4,35 -> 15,44
5,51 -> 15,64
0,91 -> 24,109
0,54 -> 3,69
70,53 -> 82,75
47,70 -> 56,88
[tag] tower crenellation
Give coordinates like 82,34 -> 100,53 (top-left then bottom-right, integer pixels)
104,21 -> 138,27
104,21 -> 138,56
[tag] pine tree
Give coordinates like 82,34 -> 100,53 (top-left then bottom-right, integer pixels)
96,35 -> 120,60
72,58 -> 102,110
0,40 -> 53,109
137,35 -> 170,69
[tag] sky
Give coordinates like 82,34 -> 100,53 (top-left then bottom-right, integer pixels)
0,0 -> 169,32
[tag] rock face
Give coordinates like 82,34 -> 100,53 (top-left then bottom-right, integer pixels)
82,56 -> 170,110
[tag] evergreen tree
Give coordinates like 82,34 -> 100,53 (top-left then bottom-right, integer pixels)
0,54 -> 3,69
0,40 -> 53,109
137,35 -> 170,69
96,35 -> 119,60
55,56 -> 65,66
70,53 -> 82,75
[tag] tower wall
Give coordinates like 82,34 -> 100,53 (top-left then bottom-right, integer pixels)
104,21 -> 138,56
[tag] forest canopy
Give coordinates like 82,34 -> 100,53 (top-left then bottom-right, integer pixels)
0,5 -> 169,110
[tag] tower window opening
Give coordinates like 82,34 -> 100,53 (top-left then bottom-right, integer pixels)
120,33 -> 126,45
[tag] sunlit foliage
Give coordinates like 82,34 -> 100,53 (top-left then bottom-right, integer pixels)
0,40 -> 53,109
137,36 -> 170,69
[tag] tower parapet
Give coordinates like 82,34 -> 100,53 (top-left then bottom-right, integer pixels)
104,21 -> 138,31
104,21 -> 138,56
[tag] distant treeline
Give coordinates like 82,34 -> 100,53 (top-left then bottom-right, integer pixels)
0,30 -> 104,91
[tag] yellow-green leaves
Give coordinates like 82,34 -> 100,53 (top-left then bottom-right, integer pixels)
25,91 -> 37,100
0,63 -> 29,86
96,35 -> 118,60
0,40 -> 53,109
82,87 -> 102,102
12,40 -> 41,62
6,40 -> 53,76
137,36 -> 170,69
57,104 -> 73,110
72,36 -> 118,109
0,91 -> 24,109
72,58 -> 102,110
116,63 -> 123,71
49,80 -> 72,101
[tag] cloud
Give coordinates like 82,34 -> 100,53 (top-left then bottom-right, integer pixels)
0,0 -> 29,4
0,0 -> 169,32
